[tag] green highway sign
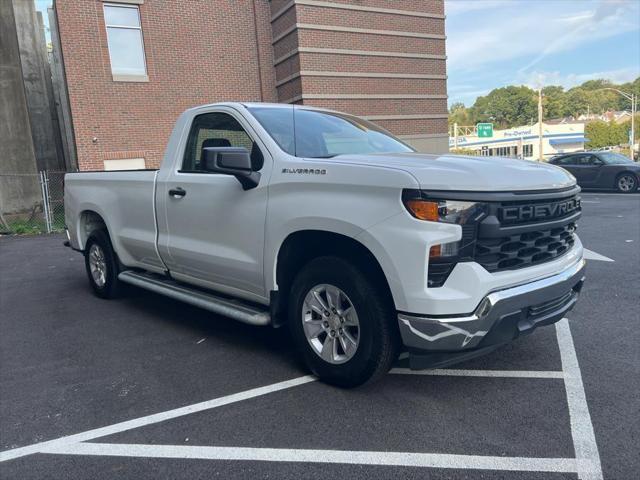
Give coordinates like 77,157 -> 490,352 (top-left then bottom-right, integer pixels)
477,123 -> 493,138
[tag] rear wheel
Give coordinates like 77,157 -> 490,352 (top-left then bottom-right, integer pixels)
288,256 -> 399,387
84,229 -> 122,299
616,173 -> 637,193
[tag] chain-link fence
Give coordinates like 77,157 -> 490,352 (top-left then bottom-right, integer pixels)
0,171 -> 66,235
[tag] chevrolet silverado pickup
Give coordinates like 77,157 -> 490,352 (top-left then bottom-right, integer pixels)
64,102 -> 586,387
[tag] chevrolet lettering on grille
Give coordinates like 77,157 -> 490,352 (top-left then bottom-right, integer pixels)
499,197 -> 581,223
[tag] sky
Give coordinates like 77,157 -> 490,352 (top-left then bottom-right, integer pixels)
34,0 -> 52,42
445,0 -> 640,106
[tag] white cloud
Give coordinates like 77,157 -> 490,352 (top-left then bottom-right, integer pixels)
517,1 -> 638,73
519,67 -> 640,90
446,0 -> 640,73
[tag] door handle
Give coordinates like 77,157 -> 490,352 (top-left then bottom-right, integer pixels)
168,187 -> 186,198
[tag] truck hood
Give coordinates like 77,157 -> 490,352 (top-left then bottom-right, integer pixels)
328,153 -> 576,191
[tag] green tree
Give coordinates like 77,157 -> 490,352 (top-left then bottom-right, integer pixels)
448,102 -> 473,127
454,76 -> 640,130
579,79 -> 613,91
616,78 -> 640,111
542,85 -> 566,119
564,88 -> 591,117
471,86 -> 537,128
585,120 -> 629,149
585,121 -> 608,148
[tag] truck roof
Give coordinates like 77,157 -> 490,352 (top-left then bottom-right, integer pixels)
183,101 -> 339,114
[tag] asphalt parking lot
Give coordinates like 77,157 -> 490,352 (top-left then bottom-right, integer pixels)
1,192 -> 638,479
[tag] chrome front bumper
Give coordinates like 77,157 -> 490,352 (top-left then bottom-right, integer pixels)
398,258 -> 586,365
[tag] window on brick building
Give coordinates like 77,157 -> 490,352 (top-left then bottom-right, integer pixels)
104,3 -> 147,78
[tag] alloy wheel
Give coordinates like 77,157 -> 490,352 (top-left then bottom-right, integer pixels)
301,284 -> 360,364
88,243 -> 107,287
618,174 -> 636,192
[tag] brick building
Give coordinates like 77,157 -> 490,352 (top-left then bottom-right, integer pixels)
52,0 -> 448,171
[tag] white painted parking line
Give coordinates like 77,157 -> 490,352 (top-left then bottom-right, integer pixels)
390,368 -> 564,379
0,375 -> 316,463
40,442 -> 580,474
583,248 -> 614,262
556,319 -> 603,480
1,321 -> 603,480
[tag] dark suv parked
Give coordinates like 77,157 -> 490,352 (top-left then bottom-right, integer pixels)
549,151 -> 640,193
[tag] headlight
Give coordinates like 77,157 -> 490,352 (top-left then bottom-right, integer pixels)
402,191 -> 488,287
403,198 -> 487,225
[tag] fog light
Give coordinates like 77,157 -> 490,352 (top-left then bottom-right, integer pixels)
475,297 -> 492,318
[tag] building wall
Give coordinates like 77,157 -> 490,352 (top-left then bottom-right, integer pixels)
56,0 -> 448,171
270,0 -> 449,153
13,0 -> 64,171
0,0 -> 42,214
55,0 -> 277,170
450,122 -> 586,160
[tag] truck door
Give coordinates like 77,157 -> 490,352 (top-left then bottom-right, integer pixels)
156,109 -> 270,302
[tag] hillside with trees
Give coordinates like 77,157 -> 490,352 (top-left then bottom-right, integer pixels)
449,77 -> 639,149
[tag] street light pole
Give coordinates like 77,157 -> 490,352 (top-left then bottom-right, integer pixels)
597,88 -> 636,160
632,94 -> 636,160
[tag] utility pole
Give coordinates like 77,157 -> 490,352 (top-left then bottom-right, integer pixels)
538,88 -> 544,161
454,122 -> 458,149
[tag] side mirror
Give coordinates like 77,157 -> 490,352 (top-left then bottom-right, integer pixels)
202,147 -> 260,190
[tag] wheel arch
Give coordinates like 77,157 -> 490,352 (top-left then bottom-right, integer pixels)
272,230 -> 395,327
78,209 -> 109,250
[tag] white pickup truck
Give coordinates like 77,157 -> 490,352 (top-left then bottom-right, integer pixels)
65,102 -> 586,387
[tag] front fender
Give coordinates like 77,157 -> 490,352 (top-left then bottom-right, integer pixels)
265,217 -> 367,293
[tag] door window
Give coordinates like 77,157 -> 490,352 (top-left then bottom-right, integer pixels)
556,155 -> 582,165
575,155 -> 596,165
182,112 -> 263,172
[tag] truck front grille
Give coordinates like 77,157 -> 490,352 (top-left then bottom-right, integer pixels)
415,187 -> 582,286
475,222 -> 576,272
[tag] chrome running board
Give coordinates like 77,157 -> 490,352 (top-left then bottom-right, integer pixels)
118,271 -> 270,326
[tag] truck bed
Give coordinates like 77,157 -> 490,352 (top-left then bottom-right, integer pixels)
64,170 -> 163,271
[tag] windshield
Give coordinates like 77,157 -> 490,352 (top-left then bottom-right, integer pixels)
598,152 -> 634,164
247,106 -> 414,158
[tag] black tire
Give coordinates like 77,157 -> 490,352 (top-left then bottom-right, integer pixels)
615,173 -> 637,193
84,229 -> 122,299
288,256 -> 399,388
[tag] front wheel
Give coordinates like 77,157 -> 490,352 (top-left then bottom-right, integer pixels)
288,256 -> 399,387
616,173 -> 637,193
